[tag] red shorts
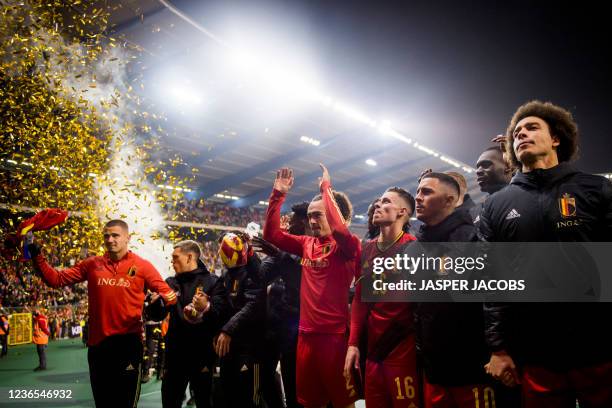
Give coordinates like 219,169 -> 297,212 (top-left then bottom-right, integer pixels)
365,336 -> 419,408
425,381 -> 496,408
296,332 -> 358,408
522,361 -> 612,408
366,360 -> 419,408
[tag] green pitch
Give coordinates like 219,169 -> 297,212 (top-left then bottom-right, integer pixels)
0,339 -> 166,407
1,340 -> 409,408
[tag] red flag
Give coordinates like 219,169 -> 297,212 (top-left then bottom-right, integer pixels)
16,208 -> 68,238
1,209 -> 69,261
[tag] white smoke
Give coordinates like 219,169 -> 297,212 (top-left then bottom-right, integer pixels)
96,139 -> 174,278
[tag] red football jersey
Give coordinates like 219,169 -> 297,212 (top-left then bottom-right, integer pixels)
34,251 -> 176,346
264,180 -> 360,334
349,232 -> 416,364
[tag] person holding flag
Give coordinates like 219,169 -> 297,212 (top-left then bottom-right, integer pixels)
27,217 -> 177,407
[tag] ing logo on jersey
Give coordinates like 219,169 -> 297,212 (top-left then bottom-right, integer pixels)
559,193 -> 577,218
321,244 -> 332,255
127,265 -> 137,278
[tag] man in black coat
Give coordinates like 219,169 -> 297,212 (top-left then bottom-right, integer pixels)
147,240 -> 228,408
480,100 -> 612,407
252,201 -> 309,408
216,233 -> 267,408
414,172 -> 505,408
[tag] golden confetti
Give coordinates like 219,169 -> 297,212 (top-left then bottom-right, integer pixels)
1,1 -> 195,261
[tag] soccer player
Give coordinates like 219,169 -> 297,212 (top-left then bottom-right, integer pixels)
28,219 -> 177,407
470,145 -> 513,226
475,146 -> 512,196
480,101 -> 612,407
264,164 -> 360,408
445,172 -> 475,211
415,173 -> 499,408
345,187 -> 419,408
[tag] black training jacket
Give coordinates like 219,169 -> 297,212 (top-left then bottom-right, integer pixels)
220,255 -> 267,361
260,251 -> 302,353
415,210 -> 490,386
479,163 -> 612,369
146,265 -> 229,369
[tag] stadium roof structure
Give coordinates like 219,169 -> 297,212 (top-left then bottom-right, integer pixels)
106,0 -> 485,216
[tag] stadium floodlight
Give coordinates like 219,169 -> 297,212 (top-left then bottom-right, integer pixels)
169,85 -> 202,106
365,159 -> 377,167
229,50 -> 260,73
320,95 -> 333,107
416,144 -> 436,156
377,120 -> 412,144
332,101 -> 377,128
158,184 -> 193,193
227,48 -> 325,104
300,136 -> 321,146
440,156 -> 461,168
377,120 -> 394,136
215,193 -> 240,200
158,7 -> 476,176
354,214 -> 365,219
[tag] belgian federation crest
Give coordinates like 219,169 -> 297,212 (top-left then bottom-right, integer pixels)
127,265 -> 137,278
559,193 -> 576,218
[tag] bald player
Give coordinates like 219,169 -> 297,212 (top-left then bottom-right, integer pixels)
28,219 -> 177,407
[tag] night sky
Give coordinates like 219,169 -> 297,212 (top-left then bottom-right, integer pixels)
163,0 -> 612,173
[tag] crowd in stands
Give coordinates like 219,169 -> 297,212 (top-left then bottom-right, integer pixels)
47,303 -> 88,341
167,199 -> 266,227
0,251 -> 88,309
200,240 -> 224,276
